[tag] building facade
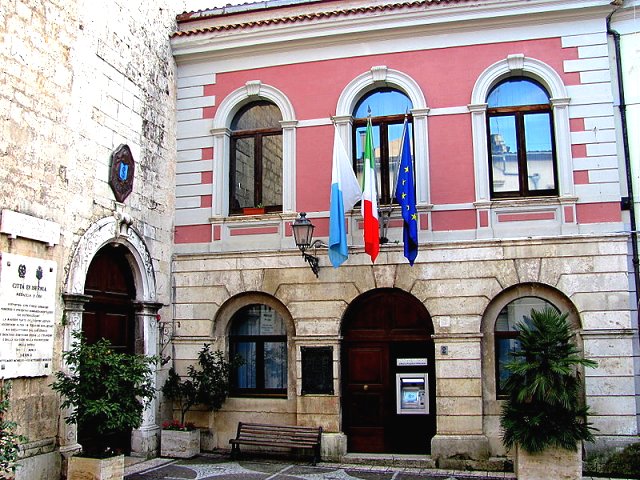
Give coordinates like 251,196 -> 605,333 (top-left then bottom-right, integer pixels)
170,0 -> 640,465
1,1 -> 639,478
1,1 -> 183,478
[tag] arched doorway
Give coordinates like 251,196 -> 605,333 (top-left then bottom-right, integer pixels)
81,244 -> 137,453
341,288 -> 436,454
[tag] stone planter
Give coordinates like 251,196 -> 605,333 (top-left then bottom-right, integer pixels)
67,454 -> 124,480
515,444 -> 582,480
161,429 -> 200,458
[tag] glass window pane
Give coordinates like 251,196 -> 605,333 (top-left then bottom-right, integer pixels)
487,78 -> 550,108
388,122 -> 411,199
261,134 -> 283,207
233,137 -> 255,209
524,113 -> 555,192
264,341 -> 287,389
354,89 -> 412,118
354,123 -> 381,194
489,116 -> 519,193
231,304 -> 287,336
234,342 -> 256,389
231,102 -> 282,131
496,297 -> 558,333
496,338 -> 521,391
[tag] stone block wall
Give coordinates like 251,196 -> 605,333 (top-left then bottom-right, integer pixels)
1,0 -> 184,477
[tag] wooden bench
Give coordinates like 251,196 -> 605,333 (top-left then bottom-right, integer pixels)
229,422 -> 322,465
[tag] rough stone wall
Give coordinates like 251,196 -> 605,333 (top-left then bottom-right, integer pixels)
1,0 -> 180,477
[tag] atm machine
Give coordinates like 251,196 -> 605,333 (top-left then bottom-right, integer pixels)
396,373 -> 428,415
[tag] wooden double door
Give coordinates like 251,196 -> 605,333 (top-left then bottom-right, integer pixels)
342,289 -> 436,454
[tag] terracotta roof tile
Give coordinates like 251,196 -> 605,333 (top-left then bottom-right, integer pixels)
173,0 -> 474,37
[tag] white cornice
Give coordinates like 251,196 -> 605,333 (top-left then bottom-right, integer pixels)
172,0 -> 617,63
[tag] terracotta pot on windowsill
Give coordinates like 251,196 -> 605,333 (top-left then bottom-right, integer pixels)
243,207 -> 266,215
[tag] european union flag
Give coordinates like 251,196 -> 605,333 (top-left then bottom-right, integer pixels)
395,119 -> 418,265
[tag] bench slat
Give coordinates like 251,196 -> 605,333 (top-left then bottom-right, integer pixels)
229,422 -> 322,465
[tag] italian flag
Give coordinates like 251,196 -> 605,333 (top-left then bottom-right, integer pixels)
361,118 -> 379,262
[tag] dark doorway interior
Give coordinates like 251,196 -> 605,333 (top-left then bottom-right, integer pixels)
342,288 -> 436,454
82,244 -> 136,453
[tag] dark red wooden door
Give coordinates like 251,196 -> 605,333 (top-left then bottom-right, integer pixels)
342,288 -> 434,454
83,246 -> 135,353
82,245 -> 136,453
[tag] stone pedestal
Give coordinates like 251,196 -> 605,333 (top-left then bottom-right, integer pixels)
320,432 -> 347,461
515,445 -> 582,480
161,429 -> 201,458
67,454 -> 124,480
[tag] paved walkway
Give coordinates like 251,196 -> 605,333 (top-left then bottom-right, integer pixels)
124,453 -> 516,480
123,452 -> 635,480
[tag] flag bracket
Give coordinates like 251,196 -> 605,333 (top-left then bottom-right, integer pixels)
379,205 -> 394,244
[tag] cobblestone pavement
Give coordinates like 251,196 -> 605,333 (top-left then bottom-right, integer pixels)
124,453 -> 517,480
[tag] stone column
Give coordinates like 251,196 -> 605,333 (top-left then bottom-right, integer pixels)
130,301 -> 163,458
431,333 -> 489,468
59,294 -> 91,462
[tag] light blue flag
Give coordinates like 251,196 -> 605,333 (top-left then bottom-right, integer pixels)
328,127 -> 361,268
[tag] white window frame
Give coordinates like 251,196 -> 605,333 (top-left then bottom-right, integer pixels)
469,54 -> 573,204
334,66 -> 431,205
212,81 -> 297,217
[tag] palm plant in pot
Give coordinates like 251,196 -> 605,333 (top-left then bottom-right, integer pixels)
161,343 -> 240,458
500,307 -> 597,480
51,331 -> 157,480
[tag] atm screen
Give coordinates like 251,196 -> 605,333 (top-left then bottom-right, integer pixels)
402,390 -> 418,405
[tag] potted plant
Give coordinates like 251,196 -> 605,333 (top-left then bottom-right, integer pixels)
242,204 -> 265,215
51,332 -> 157,480
500,307 -> 597,480
1,380 -> 27,480
161,344 -> 240,458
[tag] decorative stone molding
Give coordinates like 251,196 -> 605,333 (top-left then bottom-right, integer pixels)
62,215 -> 159,457
212,83 -> 297,217
470,54 -> 573,203
335,67 -> 431,204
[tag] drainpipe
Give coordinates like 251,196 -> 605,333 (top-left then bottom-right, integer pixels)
607,9 -> 640,338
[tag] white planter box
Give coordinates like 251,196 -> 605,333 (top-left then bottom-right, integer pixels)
161,429 -> 201,458
516,445 -> 582,480
67,454 -> 124,480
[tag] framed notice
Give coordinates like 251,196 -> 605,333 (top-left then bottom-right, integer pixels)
301,346 -> 334,395
0,253 -> 57,378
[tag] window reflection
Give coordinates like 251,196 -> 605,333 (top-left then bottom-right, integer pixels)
230,304 -> 287,396
487,77 -> 558,198
230,102 -> 283,214
352,89 -> 414,205
494,297 -> 558,396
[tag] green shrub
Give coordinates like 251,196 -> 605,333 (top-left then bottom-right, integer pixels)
162,344 -> 241,428
51,332 -> 157,456
585,443 -> 640,478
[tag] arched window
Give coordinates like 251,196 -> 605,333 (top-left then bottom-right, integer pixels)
352,88 -> 413,205
487,77 -> 558,198
230,101 -> 283,215
229,303 -> 287,396
494,296 -> 559,396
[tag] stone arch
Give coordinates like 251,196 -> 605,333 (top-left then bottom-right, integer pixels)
469,54 -> 573,202
212,81 -> 297,216
60,214 -> 161,459
334,66 -> 431,204
480,282 -> 584,456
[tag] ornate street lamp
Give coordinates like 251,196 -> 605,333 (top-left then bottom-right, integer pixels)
291,212 -> 325,277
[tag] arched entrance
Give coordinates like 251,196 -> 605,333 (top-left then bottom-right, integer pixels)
61,214 -> 161,459
81,244 -> 137,453
341,288 -> 436,454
